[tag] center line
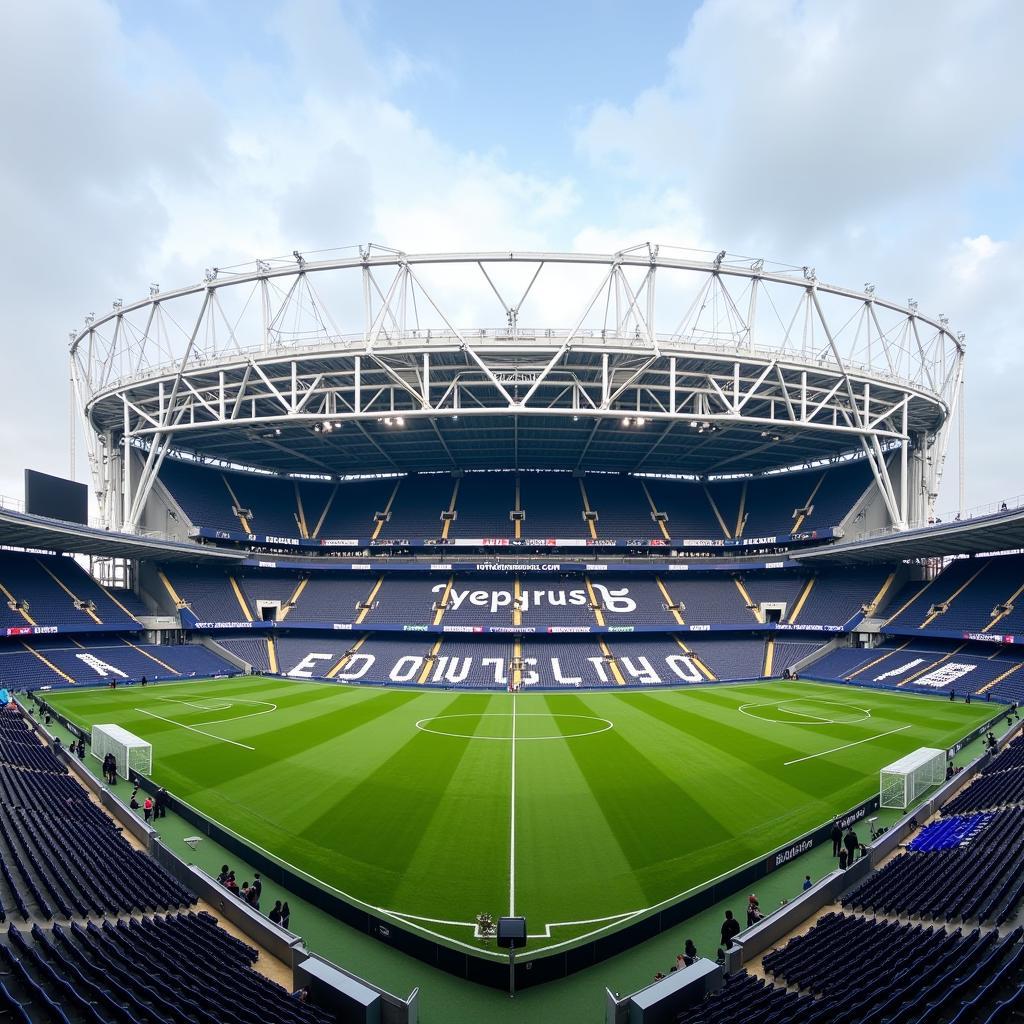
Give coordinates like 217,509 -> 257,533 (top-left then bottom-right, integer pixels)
509,692 -> 517,917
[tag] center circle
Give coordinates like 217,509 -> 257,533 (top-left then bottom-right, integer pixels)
414,712 -> 613,741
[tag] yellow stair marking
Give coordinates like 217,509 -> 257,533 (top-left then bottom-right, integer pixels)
640,480 -> 671,540
920,563 -> 988,628
327,635 -> 368,678
121,637 -> 176,673
432,576 -> 454,626
584,576 -> 606,627
704,485 -> 732,539
735,481 -> 748,539
792,472 -> 826,533
157,570 -> 187,610
733,578 -> 763,623
228,577 -> 254,622
847,640 -> 910,679
597,637 -> 625,685
579,479 -> 597,539
35,560 -> 102,624
267,637 -> 278,673
70,638 -> 85,649
983,578 -> 1024,632
418,637 -> 443,684
0,579 -> 35,625
310,484 -> 338,539
672,636 -> 716,680
883,580 -> 934,627
221,474 -> 251,534
371,479 -> 402,541
763,637 -> 774,677
97,582 -> 140,623
513,578 -> 522,627
278,578 -> 308,622
512,637 -> 523,690
864,573 -> 897,617
355,577 -> 384,625
977,662 -> 1024,694
788,577 -> 815,624
656,577 -> 685,625
898,643 -> 966,687
22,642 -> 73,683
514,474 -> 522,540
441,478 -> 460,541
294,482 -> 309,539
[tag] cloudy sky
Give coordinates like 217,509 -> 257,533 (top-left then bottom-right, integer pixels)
2,0 -> 1022,517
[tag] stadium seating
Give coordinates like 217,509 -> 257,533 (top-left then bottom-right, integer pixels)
842,808 -> 1024,923
884,553 -> 1024,636
155,457 -> 876,543
807,638 -> 1024,702
0,552 -> 139,630
762,911 -> 1024,1021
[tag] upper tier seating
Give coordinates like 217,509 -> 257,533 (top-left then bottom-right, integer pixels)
155,457 -> 878,542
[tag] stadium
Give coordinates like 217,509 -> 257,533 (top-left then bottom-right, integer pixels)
1,244 -> 1023,1022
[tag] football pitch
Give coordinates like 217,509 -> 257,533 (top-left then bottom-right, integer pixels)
47,676 -> 994,957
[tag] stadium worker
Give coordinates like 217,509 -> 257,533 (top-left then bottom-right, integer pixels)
830,819 -> 842,857
154,787 -> 168,819
838,849 -> 848,870
269,900 -> 283,925
803,875 -> 813,892
843,825 -> 860,863
720,910 -> 740,948
251,873 -> 262,909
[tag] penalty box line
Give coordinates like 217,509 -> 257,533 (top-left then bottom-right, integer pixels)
784,724 -> 911,766
133,708 -> 255,751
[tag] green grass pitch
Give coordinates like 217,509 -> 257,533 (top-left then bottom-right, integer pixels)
47,676 -> 994,956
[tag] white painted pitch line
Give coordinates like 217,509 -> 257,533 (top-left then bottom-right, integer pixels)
509,692 -> 517,917
133,708 -> 255,751
153,696 -> 278,728
783,724 -> 911,766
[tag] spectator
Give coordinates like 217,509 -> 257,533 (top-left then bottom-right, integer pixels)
1001,502 -> 1009,512
251,872 -> 262,909
240,881 -> 251,904
830,819 -> 842,857
281,901 -> 291,930
269,900 -> 283,925
154,788 -> 168,819
843,826 -> 859,864
129,792 -> 140,811
839,848 -> 849,870
143,796 -> 153,822
225,873 -> 239,895
802,875 -> 813,892
746,894 -> 762,926
684,939 -> 697,965
217,865 -> 230,884
721,910 -> 740,948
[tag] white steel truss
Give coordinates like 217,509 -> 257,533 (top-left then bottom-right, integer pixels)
68,245 -> 965,533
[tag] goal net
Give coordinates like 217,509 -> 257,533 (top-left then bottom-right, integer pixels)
880,747 -> 946,809
91,724 -> 152,779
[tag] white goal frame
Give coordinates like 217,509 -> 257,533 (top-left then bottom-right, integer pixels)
880,746 -> 946,809
91,723 -> 152,779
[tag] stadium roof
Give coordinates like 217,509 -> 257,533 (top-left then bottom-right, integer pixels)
793,508 -> 1024,565
0,507 -> 244,564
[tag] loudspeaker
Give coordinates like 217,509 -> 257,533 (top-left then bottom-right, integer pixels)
496,916 -> 527,949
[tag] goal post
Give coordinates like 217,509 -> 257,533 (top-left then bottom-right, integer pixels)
91,724 -> 152,779
880,747 -> 946,809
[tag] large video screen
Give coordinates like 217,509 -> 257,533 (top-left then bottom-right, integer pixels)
24,469 -> 88,525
